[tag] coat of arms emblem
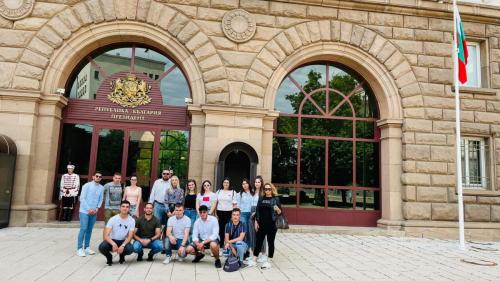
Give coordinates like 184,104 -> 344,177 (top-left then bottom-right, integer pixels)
108,74 -> 151,108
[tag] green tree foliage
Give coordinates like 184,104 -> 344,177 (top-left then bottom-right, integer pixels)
272,66 -> 380,209
158,130 -> 189,186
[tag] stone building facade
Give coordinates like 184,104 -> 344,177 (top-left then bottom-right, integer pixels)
0,0 -> 499,240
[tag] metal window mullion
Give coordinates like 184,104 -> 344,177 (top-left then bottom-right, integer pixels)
480,139 -> 486,188
464,140 -> 470,186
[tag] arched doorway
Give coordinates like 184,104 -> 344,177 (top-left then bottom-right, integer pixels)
216,142 -> 258,192
273,62 -> 380,226
55,44 -> 191,219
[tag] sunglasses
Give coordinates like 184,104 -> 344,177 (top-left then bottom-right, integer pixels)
162,173 -> 170,175
95,175 -> 102,178
264,188 -> 272,191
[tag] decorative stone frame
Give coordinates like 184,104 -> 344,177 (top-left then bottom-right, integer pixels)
261,40 -> 406,228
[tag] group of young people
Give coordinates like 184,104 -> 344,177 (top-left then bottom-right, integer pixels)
67,166 -> 283,270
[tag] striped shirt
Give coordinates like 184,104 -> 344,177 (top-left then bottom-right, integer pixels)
224,220 -> 246,240
59,173 -> 80,198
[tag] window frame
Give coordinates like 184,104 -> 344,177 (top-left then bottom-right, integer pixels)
461,136 -> 488,189
464,41 -> 482,88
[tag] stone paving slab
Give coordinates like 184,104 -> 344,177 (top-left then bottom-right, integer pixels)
0,227 -> 499,281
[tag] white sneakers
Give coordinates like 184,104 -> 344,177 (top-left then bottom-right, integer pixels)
76,248 -> 86,257
261,261 -> 272,269
163,256 -> 171,264
257,254 -> 268,263
243,259 -> 256,267
85,248 -> 96,255
76,248 -> 95,257
242,255 -> 271,269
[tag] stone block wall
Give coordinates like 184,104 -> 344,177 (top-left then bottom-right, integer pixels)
0,0 -> 500,228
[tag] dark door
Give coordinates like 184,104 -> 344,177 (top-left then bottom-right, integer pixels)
224,151 -> 250,192
0,135 -> 16,228
216,142 -> 258,191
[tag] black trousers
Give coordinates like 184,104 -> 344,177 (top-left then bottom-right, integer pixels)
254,225 -> 277,258
216,210 -> 232,244
60,197 -> 76,221
98,239 -> 134,262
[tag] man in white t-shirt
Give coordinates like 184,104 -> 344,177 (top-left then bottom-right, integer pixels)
163,204 -> 191,264
98,200 -> 135,266
186,205 -> 222,268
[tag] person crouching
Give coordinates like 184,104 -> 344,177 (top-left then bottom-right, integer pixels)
98,200 -> 135,266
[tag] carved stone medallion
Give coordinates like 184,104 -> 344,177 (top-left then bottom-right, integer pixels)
0,0 -> 35,20
108,74 -> 152,108
222,9 -> 256,43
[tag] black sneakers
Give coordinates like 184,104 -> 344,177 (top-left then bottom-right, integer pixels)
137,254 -> 143,262
119,256 -> 125,264
192,253 -> 205,263
106,257 -> 113,266
214,259 -> 222,268
147,253 -> 154,261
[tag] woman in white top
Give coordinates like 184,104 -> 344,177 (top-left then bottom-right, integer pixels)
215,177 -> 237,244
196,180 -> 217,216
122,175 -> 142,218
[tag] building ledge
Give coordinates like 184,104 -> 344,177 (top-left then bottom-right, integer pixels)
452,86 -> 498,96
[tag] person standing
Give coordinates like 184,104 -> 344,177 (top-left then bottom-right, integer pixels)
59,164 -> 80,221
76,171 -> 104,257
103,172 -> 123,224
164,175 -> 184,218
186,205 -> 221,268
215,178 -> 237,249
123,175 -> 142,218
184,179 -> 198,233
238,179 -> 255,260
246,183 -> 281,269
224,208 -> 247,263
98,200 -> 135,265
252,176 -> 267,263
163,204 -> 191,264
148,169 -> 172,226
133,203 -> 163,261
196,180 -> 217,216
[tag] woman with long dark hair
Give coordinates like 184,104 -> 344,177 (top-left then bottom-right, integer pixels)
184,179 -> 198,232
238,178 -> 255,259
196,180 -> 216,216
246,183 -> 281,269
215,177 -> 237,246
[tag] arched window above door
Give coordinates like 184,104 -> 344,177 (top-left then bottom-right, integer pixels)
66,44 -> 190,106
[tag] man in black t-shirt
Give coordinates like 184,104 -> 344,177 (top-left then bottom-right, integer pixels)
133,203 -> 163,261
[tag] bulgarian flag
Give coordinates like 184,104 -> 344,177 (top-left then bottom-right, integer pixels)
454,3 -> 468,85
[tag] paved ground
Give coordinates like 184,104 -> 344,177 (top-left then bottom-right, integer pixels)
0,227 -> 499,281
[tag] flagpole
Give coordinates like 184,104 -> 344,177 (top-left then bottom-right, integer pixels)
453,0 -> 466,251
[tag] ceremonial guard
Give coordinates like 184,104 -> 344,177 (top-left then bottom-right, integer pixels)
59,164 -> 80,221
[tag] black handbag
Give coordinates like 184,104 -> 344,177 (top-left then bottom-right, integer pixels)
275,213 -> 289,229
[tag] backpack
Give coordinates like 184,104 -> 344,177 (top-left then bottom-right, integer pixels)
223,255 -> 240,272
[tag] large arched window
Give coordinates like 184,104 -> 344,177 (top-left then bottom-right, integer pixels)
56,44 -> 191,210
273,63 -> 380,225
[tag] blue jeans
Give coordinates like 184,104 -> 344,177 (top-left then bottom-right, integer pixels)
77,212 -> 97,250
133,239 -> 163,257
153,202 -> 167,225
184,209 -> 197,234
241,212 -> 252,245
231,241 -> 248,261
165,238 -> 187,257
